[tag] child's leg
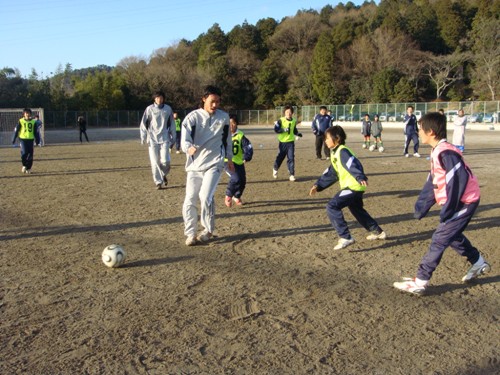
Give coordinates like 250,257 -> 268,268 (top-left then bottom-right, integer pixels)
347,192 -> 383,233
285,143 -> 295,175
326,190 -> 355,239
234,164 -> 246,198
226,164 -> 242,198
416,202 -> 479,281
273,143 -> 287,171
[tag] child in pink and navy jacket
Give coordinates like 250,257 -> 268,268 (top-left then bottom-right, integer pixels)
394,112 -> 490,295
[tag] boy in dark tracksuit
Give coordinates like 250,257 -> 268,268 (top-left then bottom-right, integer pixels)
309,125 -> 386,250
394,112 -> 490,295
311,105 -> 332,159
12,108 -> 41,174
273,105 -> 302,182
403,105 -> 420,157
225,115 -> 253,206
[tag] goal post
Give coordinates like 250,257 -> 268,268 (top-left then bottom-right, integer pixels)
0,108 -> 45,147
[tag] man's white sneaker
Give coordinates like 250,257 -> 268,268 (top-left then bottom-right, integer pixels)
413,153 -> 421,158
366,231 -> 387,240
404,154 -> 409,158
22,166 -> 27,173
289,175 -> 296,182
273,169 -> 278,179
185,237 -> 197,246
393,277 -> 427,295
334,237 -> 355,250
196,231 -> 213,243
462,261 -> 490,282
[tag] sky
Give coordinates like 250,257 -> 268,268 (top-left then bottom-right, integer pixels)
1,0 -> 365,78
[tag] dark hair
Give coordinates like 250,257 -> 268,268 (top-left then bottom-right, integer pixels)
23,108 -> 32,115
374,114 -> 379,119
418,112 -> 447,140
326,125 -> 347,145
284,105 -> 294,114
319,105 -> 327,111
203,85 -> 222,98
153,90 -> 165,100
229,114 -> 239,124
364,113 -> 370,118
407,105 -> 414,110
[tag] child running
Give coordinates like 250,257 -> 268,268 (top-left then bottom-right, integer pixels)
12,108 -> 41,174
309,125 -> 386,250
394,112 -> 490,295
224,115 -> 253,207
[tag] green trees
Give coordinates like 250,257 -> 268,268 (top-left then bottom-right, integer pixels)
1,0 -> 498,110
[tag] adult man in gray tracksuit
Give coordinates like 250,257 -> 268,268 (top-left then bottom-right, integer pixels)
140,91 -> 176,189
181,85 -> 234,246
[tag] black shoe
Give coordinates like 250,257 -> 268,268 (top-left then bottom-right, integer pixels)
163,175 -> 168,186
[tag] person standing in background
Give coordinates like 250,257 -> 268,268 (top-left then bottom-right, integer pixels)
452,109 -> 467,152
403,105 -> 420,158
311,106 -> 332,159
78,115 -> 90,143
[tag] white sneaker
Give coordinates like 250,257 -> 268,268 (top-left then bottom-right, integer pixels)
22,166 -> 27,173
334,237 -> 355,250
289,175 -> 296,182
273,169 -> 278,179
462,261 -> 491,282
413,153 -> 421,158
196,231 -> 213,243
393,277 -> 427,295
185,236 -> 197,246
176,150 -> 180,154
366,231 -> 387,240
404,154 -> 409,158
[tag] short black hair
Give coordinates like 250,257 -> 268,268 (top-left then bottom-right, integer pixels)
284,105 -> 294,114
203,85 -> 222,98
418,112 -> 447,140
326,125 -> 347,145
319,105 -> 327,111
229,114 -> 239,124
23,108 -> 32,115
153,90 -> 165,99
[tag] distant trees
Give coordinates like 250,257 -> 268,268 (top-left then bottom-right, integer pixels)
0,0 -> 498,110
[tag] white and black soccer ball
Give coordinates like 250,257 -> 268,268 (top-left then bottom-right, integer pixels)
379,146 -> 385,153
102,244 -> 126,268
369,145 -> 376,152
362,144 -> 367,149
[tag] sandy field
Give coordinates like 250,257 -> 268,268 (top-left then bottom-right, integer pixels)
1,126 -> 499,374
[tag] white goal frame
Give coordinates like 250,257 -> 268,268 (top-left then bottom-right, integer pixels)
0,108 -> 45,146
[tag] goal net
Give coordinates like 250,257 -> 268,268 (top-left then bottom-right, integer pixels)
0,108 -> 45,147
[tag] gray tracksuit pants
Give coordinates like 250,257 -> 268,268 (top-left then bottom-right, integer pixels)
182,164 -> 223,237
148,142 -> 171,185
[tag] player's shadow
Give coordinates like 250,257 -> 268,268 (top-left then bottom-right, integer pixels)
462,147 -> 500,156
121,255 -> 194,268
424,275 -> 500,296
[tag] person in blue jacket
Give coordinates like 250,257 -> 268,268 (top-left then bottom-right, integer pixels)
403,105 -> 420,157
309,125 -> 386,250
311,105 -> 332,159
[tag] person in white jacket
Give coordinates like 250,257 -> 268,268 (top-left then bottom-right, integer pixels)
452,109 -> 467,152
140,91 -> 176,189
181,85 -> 234,246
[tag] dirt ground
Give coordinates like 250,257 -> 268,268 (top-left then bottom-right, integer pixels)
1,126 -> 499,375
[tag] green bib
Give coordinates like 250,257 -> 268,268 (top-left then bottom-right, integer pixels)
331,145 -> 366,192
277,117 -> 296,143
19,118 -> 36,140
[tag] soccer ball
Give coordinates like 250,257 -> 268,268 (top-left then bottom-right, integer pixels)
379,146 -> 385,153
369,145 -> 376,152
102,244 -> 126,268
362,144 -> 367,149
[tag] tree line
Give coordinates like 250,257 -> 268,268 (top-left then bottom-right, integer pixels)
1,0 -> 498,112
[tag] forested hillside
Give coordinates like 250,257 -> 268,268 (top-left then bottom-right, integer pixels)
1,0 -> 498,111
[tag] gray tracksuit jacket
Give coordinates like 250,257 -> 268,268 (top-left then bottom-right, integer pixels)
181,108 -> 232,172
139,103 -> 176,145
